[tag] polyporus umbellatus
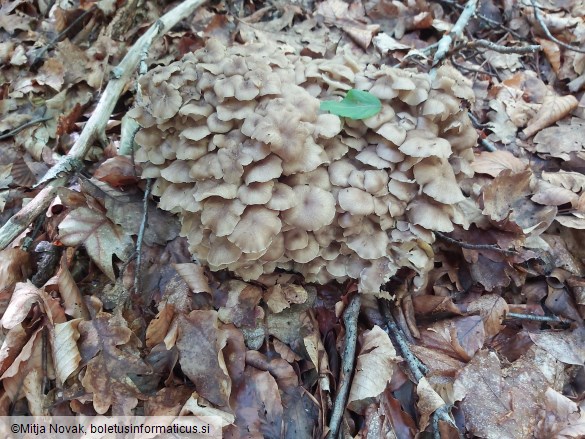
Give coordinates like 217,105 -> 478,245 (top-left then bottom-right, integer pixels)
131,39 -> 477,295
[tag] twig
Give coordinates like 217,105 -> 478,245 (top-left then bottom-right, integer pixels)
0,0 -> 208,251
327,293 -> 360,439
469,39 -> 541,54
468,111 -> 490,129
434,231 -> 516,256
379,299 -> 427,381
0,116 -> 53,140
439,0 -> 523,39
433,0 -> 478,66
30,6 -> 97,67
0,186 -> 58,248
380,299 -> 460,437
479,137 -> 498,152
133,178 -> 152,293
530,0 -> 585,54
505,312 -> 565,323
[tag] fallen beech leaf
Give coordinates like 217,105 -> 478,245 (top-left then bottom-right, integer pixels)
58,206 -> 134,280
417,377 -> 445,431
79,311 -> 150,414
94,155 -> 141,187
471,150 -> 527,177
1,281 -> 40,330
53,319 -> 82,384
529,329 -> 585,365
523,93 -> 579,138
173,263 -> 211,294
465,294 -> 508,339
176,311 -> 231,407
535,38 -> 561,74
348,325 -> 399,414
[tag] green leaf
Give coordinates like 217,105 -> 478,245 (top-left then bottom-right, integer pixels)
320,89 -> 382,120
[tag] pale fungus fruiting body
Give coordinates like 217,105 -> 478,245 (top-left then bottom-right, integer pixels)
132,39 -> 477,295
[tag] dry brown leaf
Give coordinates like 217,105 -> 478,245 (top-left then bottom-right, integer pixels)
179,391 -> 235,426
465,294 -> 508,339
175,311 -> 231,407
523,93 -> 579,138
59,206 -> 134,280
93,155 -> 141,187
217,280 -> 262,327
173,263 -> 211,294
348,325 -> 399,414
528,328 -> 585,366
1,281 -> 41,330
229,366 -> 284,437
145,304 -> 175,348
471,150 -> 527,177
419,316 -> 485,362
535,388 -> 585,438
416,377 -> 446,431
53,319 -> 82,384
535,38 -> 561,74
79,310 -> 150,414
57,260 -> 90,319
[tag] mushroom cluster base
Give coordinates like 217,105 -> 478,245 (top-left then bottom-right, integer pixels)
131,39 -> 477,295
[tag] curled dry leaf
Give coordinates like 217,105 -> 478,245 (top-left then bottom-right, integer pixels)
53,319 -> 82,384
173,263 -> 211,294
58,206 -> 134,280
347,325 -> 399,414
471,150 -> 527,177
1,281 -> 40,330
523,93 -> 579,138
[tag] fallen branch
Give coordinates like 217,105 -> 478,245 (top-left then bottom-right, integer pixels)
327,293 -> 360,439
433,0 -> 478,66
470,39 -> 541,54
0,0 -> 208,251
505,312 -> 565,323
435,231 -> 517,256
530,0 -> 585,54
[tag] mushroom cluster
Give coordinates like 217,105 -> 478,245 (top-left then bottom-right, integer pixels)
131,39 -> 477,294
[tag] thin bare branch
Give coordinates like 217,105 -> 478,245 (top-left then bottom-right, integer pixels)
471,39 -> 541,54
0,116 -> 52,140
435,231 -> 517,256
434,0 -> 478,66
327,293 -> 361,439
530,0 -> 585,54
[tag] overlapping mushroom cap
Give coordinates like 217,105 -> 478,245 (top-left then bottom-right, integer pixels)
132,39 -> 477,295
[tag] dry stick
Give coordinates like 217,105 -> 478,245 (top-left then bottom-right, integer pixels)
379,299 -> 459,438
0,116 -> 53,141
134,178 -> 152,293
433,0 -> 479,66
434,231 -> 517,256
469,39 -> 541,54
0,0 -> 208,251
505,312 -> 564,323
0,186 -> 58,249
439,0 -> 523,39
327,293 -> 361,439
30,6 -> 97,67
530,0 -> 585,54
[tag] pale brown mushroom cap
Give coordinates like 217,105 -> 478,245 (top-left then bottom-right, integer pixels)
338,187 -> 375,216
282,185 -> 336,231
228,206 -> 282,253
